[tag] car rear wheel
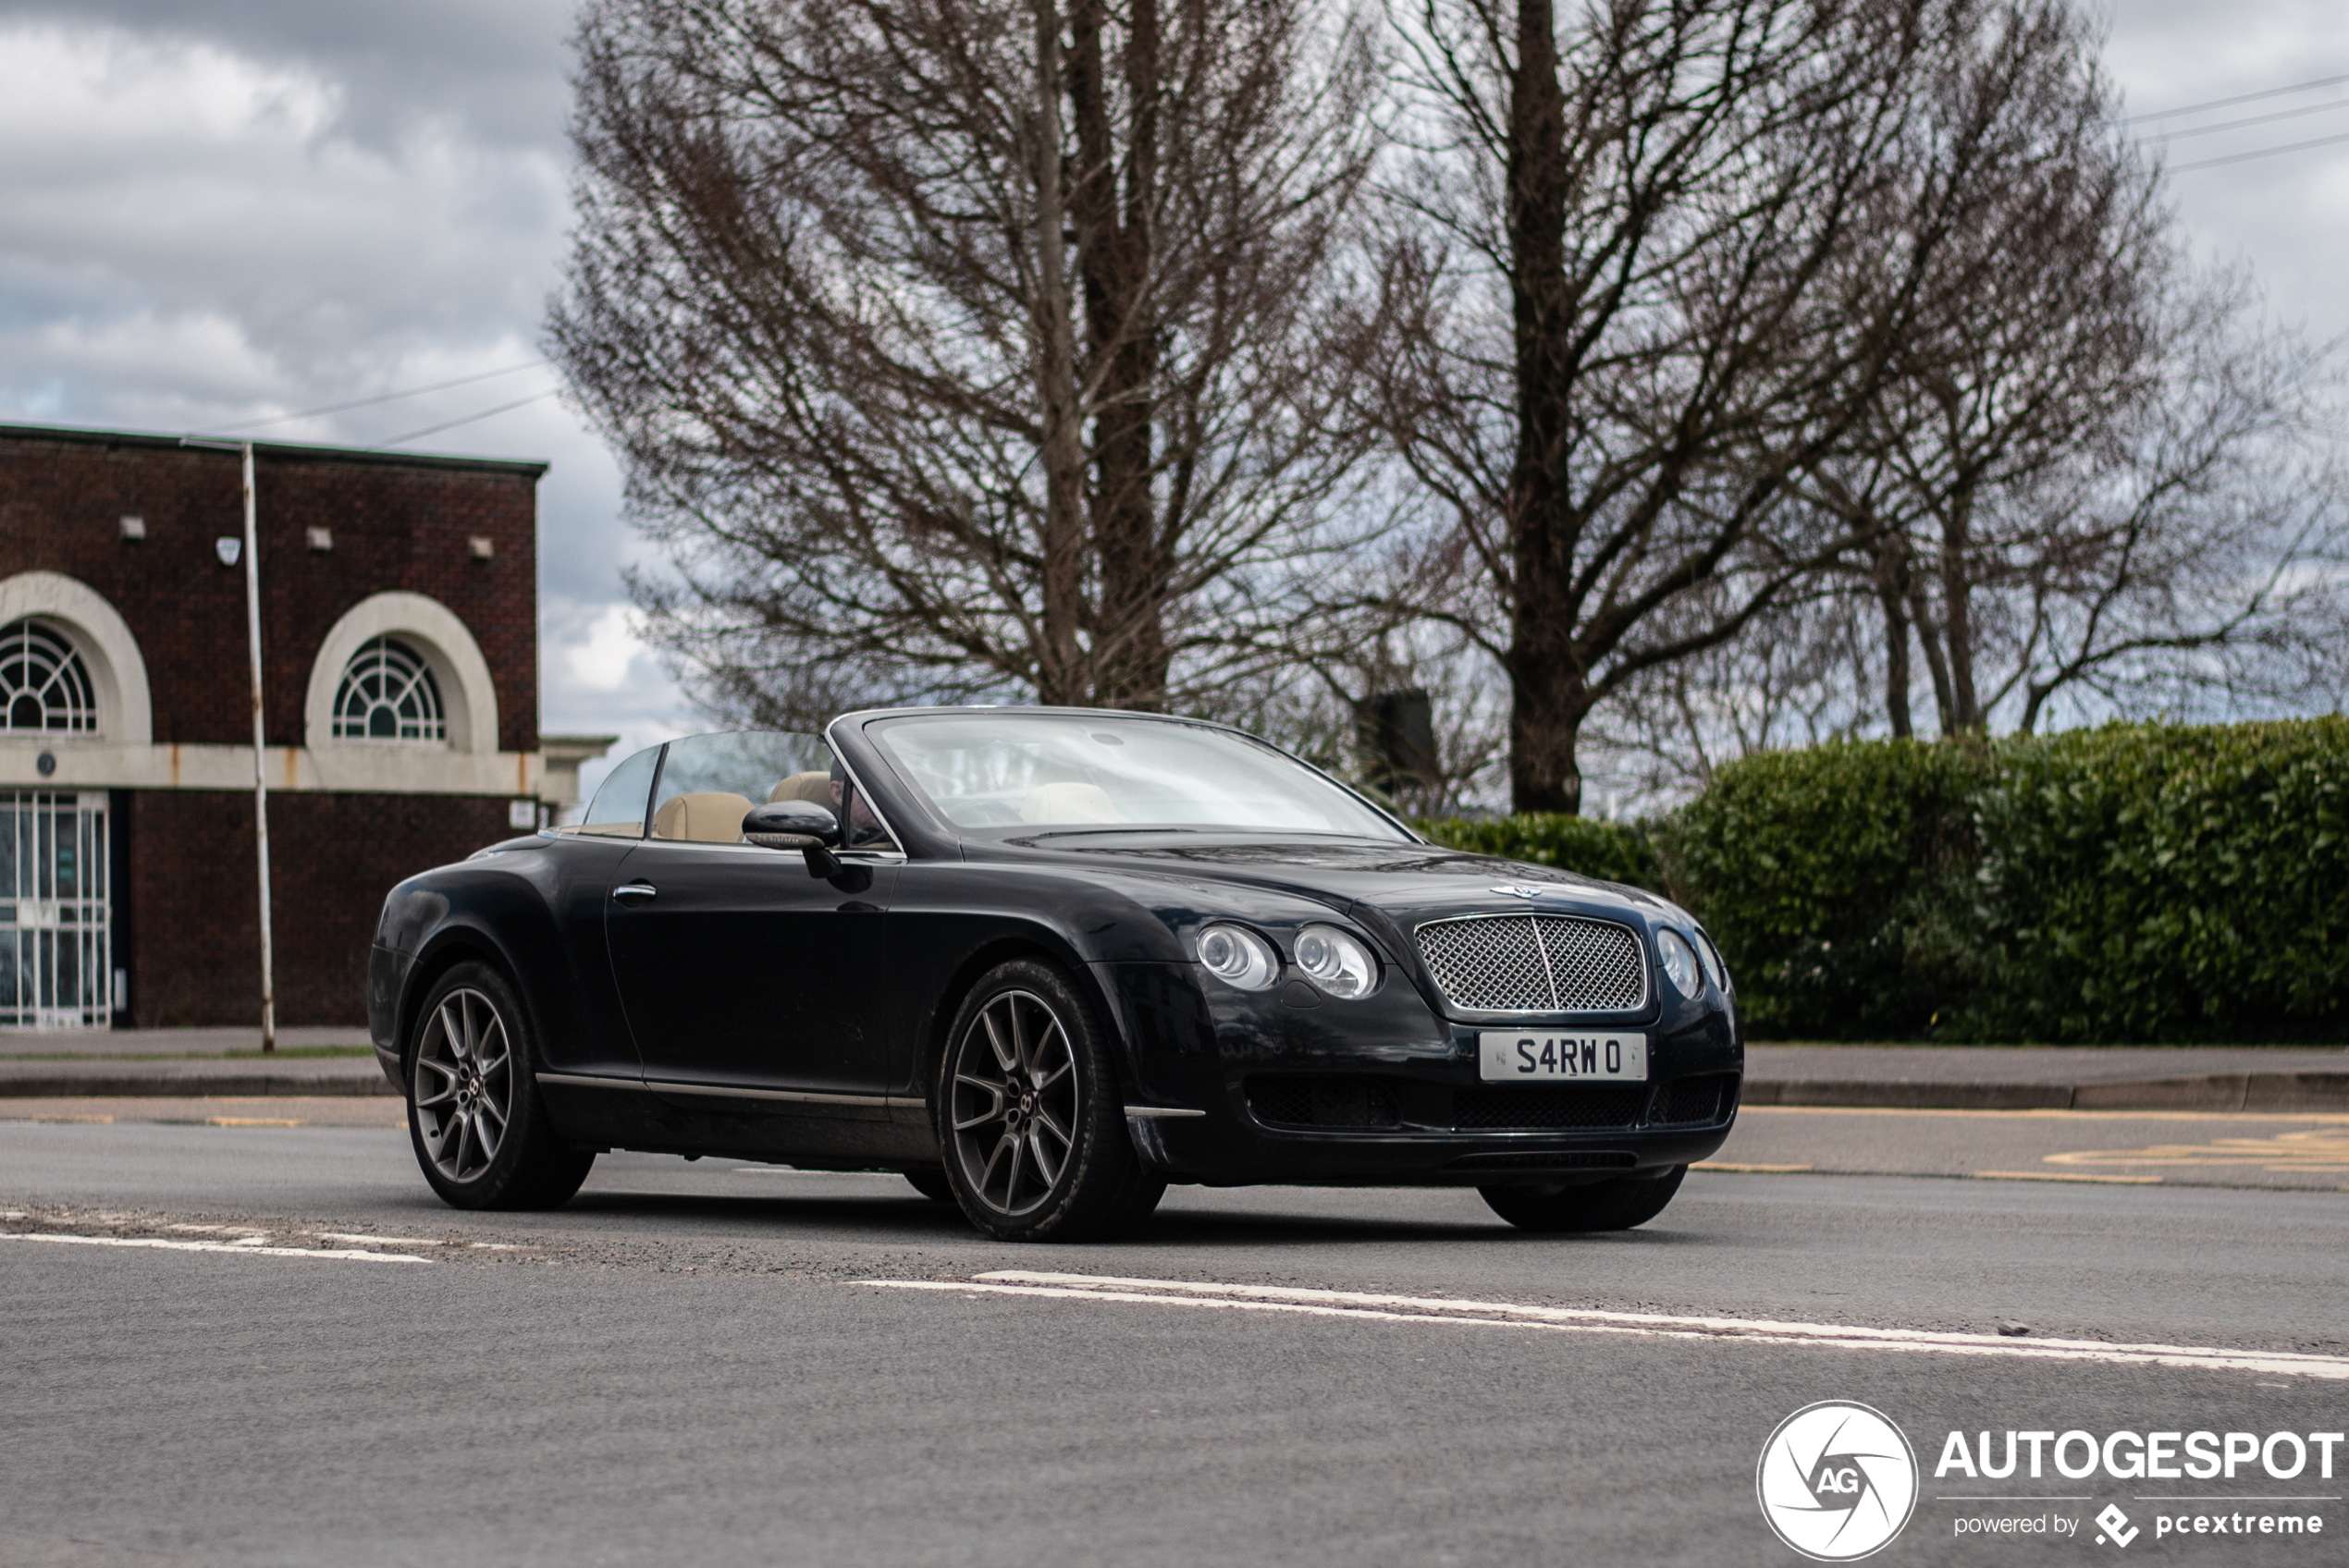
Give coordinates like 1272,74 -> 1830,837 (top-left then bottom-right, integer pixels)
937,960 -> 1163,1242
1479,1165 -> 1686,1232
407,961 -> 595,1211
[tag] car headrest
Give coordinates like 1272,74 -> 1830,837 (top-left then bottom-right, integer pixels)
1018,781 -> 1120,825
769,771 -> 832,804
652,790 -> 756,843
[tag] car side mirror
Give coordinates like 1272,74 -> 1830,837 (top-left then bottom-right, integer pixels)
742,800 -> 868,891
744,800 -> 840,850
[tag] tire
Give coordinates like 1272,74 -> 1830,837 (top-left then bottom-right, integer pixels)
936,959 -> 1163,1242
1479,1165 -> 1687,1233
406,961 -> 595,1211
904,1169 -> 955,1203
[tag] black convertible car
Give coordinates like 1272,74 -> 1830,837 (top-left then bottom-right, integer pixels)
369,707 -> 1741,1240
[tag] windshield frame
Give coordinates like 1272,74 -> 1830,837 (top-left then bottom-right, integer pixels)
851,707 -> 1422,845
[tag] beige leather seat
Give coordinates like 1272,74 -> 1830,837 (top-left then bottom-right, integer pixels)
769,771 -> 831,804
651,790 -> 755,843
1018,781 -> 1119,824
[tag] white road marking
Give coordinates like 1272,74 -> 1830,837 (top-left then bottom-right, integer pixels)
0,1232 -> 425,1263
852,1271 -> 2349,1382
315,1232 -> 447,1247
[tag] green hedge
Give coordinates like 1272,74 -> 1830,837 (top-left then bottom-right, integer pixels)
1418,719 -> 2349,1043
1661,738 -> 1991,1040
1415,813 -> 1660,889
1968,719 -> 2349,1043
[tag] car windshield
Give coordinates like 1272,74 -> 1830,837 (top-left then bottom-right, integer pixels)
866,713 -> 1410,839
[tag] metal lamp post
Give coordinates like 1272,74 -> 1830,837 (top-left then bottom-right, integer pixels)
182,436 -> 275,1054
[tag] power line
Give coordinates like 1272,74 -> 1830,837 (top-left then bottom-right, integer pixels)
2134,95 -> 2349,143
378,388 -> 560,447
216,361 -> 549,432
2169,129 -> 2349,173
2121,70 -> 2349,124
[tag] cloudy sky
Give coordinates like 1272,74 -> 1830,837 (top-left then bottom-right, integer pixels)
3,0 -> 2343,799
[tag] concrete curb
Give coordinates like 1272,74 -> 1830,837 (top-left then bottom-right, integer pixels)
0,1058 -> 396,1098
1740,1071 -> 2349,1113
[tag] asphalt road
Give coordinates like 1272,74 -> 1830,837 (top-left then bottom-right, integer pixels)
5,1123 -> 2344,1567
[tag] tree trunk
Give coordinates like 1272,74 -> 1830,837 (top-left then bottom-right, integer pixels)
1505,0 -> 1582,814
1070,0 -> 1168,710
1030,0 -> 1090,704
1937,488 -> 1982,730
1906,569 -> 1957,735
1508,656 -> 1588,815
1872,533 -> 1913,739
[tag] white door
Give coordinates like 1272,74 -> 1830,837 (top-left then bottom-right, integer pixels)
0,791 -> 111,1028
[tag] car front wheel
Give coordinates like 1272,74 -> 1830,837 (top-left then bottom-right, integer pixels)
1479,1165 -> 1686,1232
406,961 -> 595,1211
937,960 -> 1162,1242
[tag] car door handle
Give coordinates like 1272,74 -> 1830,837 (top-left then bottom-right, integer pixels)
612,883 -> 658,904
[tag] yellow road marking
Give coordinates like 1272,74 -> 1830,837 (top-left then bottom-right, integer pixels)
2045,1128 -> 2349,1169
1975,1170 -> 2161,1184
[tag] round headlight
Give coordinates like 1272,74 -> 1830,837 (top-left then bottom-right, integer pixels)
1656,929 -> 1703,998
1694,929 -> 1728,994
1197,924 -> 1278,991
1294,925 -> 1377,999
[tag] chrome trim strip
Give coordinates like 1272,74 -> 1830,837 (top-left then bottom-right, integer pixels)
537,1072 -> 646,1090
536,1072 -> 921,1109
1122,1105 -> 1208,1118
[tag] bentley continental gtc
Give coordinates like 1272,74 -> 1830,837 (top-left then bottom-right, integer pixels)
369,708 -> 1742,1240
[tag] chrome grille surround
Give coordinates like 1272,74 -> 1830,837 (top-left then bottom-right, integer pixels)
1414,913 -> 1649,1013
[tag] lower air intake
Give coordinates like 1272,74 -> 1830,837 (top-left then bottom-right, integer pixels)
1247,1076 -> 1400,1131
1451,1084 -> 1648,1132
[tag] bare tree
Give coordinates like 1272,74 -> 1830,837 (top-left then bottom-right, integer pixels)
551,0 -> 1389,723
1369,0 -> 2056,814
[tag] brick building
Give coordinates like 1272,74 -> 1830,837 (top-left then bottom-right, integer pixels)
0,423 -> 608,1028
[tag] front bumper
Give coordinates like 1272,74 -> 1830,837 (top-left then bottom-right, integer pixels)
1098,961 -> 1742,1186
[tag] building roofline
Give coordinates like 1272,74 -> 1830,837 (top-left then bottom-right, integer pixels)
0,421 -> 550,480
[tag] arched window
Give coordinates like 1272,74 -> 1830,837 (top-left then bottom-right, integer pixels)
0,619 -> 98,734
332,636 -> 447,742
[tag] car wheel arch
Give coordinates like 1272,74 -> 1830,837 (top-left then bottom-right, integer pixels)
399,931 -> 534,1074
914,936 -> 1130,1126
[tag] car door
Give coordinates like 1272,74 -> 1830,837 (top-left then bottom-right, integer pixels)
601,730 -> 899,1103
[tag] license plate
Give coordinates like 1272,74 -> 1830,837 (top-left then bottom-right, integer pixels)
1478,1032 -> 1648,1083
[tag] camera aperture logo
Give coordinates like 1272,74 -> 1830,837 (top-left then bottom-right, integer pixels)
1758,1402 -> 1921,1561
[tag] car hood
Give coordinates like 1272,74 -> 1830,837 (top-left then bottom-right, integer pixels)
996,832 -> 1674,939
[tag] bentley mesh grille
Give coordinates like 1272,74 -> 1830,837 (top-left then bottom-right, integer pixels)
1414,914 -> 1647,1012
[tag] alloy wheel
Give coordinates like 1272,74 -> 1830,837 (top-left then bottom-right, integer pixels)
948,988 -> 1079,1218
412,986 -> 512,1184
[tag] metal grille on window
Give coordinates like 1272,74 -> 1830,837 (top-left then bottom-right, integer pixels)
1414,914 -> 1647,1012
0,792 -> 111,1028
0,620 -> 98,734
332,636 -> 447,742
